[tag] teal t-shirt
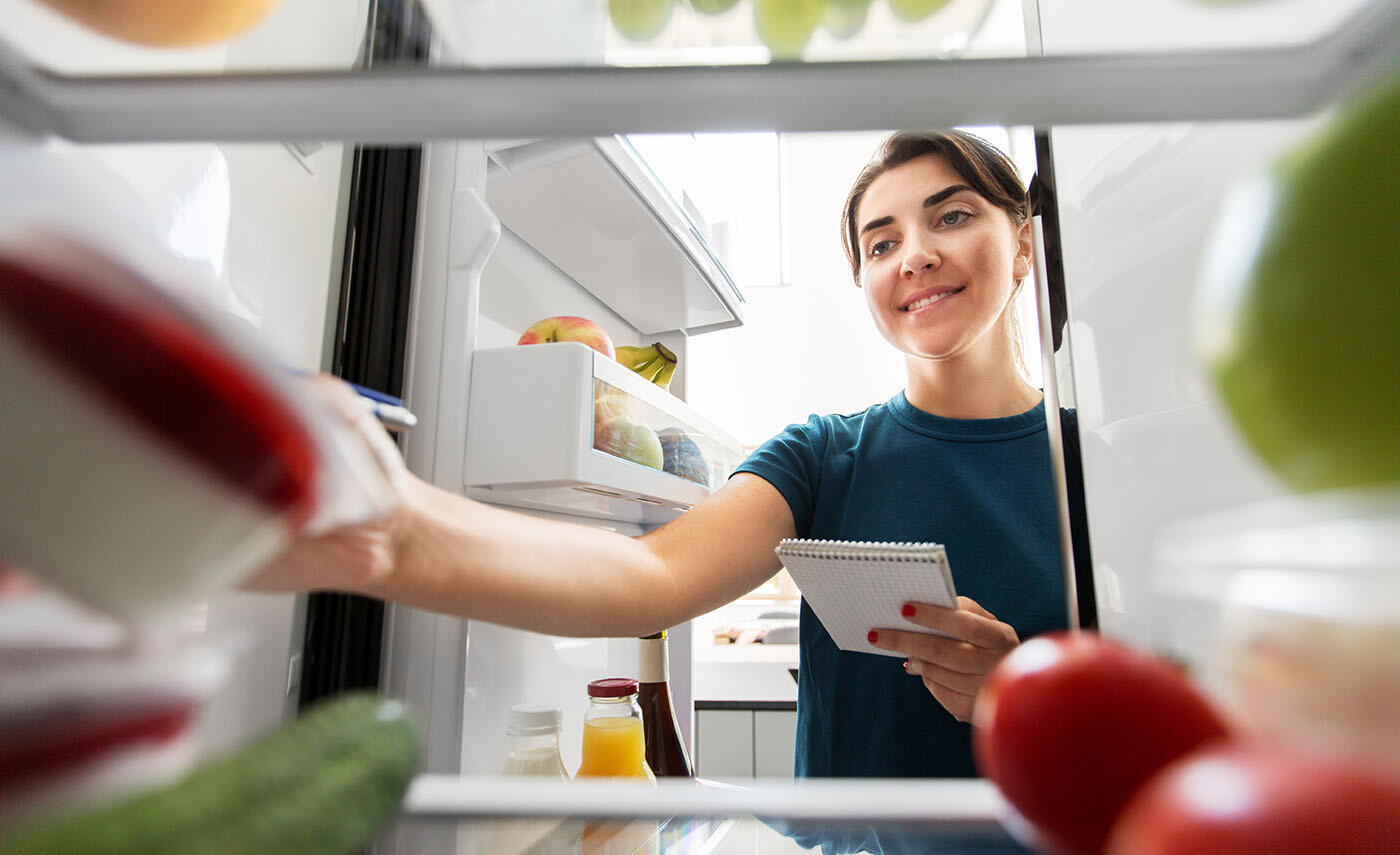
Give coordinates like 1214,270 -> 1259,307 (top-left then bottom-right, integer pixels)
735,392 -> 1069,782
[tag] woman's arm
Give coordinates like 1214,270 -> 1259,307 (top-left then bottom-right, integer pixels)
253,471 -> 797,638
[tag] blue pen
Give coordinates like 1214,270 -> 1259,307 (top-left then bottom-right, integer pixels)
345,381 -> 418,432
287,370 -> 417,432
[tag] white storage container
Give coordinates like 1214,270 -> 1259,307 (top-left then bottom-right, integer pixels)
465,341 -> 743,524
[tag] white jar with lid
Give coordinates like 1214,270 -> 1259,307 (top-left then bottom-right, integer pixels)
502,703 -> 569,779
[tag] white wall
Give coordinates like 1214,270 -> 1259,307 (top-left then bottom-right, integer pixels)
686,128 -> 1042,450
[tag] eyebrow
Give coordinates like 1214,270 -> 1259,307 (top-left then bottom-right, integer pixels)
858,184 -> 977,237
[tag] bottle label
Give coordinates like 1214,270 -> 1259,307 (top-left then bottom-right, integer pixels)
638,637 -> 668,684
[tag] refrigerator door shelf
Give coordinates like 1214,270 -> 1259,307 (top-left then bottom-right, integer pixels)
465,341 -> 743,525
486,137 -> 744,338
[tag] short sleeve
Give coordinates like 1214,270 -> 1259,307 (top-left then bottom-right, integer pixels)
732,415 -> 829,537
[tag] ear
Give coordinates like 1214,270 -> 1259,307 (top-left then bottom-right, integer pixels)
1012,220 -> 1034,282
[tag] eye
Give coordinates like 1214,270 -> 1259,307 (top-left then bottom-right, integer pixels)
939,210 -> 971,227
868,239 -> 896,258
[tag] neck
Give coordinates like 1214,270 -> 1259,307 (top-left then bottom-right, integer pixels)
902,345 -> 1041,420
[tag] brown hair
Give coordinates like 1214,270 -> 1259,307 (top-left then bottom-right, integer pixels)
840,130 -> 1030,285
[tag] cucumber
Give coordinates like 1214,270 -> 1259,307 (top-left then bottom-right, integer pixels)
6,692 -> 420,855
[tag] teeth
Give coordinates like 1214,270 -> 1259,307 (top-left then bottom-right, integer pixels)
904,289 -> 959,312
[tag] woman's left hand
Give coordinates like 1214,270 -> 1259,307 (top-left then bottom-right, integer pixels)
868,596 -> 1019,722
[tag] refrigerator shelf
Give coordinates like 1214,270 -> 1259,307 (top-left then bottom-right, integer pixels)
1,0 -> 1398,143
464,342 -> 744,525
485,137 -> 744,337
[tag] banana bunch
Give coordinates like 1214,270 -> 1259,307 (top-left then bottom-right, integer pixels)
615,341 -> 679,390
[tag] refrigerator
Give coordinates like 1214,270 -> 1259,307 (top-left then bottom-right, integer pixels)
1,0 -> 1396,851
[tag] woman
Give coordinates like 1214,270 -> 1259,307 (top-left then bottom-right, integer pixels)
255,128 -> 1069,813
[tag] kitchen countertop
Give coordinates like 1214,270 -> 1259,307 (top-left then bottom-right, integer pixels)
692,601 -> 800,705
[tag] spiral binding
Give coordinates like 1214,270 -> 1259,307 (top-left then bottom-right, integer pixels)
776,538 -> 947,562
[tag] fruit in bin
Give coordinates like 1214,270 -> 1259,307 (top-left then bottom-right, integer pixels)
516,316 -> 616,360
973,632 -> 1231,855
689,0 -> 741,14
753,0 -> 824,61
594,387 -> 638,424
615,342 -> 679,391
35,0 -> 281,47
658,428 -> 711,486
823,0 -> 872,39
1195,73 -> 1400,493
609,0 -> 675,41
888,0 -> 952,22
594,415 -> 665,471
1105,743 -> 1400,855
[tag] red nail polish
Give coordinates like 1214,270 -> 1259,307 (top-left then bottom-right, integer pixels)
902,659 -> 909,671
901,604 -> 916,618
867,630 -> 879,644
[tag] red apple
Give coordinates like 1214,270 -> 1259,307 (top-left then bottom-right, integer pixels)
1106,743 -> 1400,855
516,316 -> 615,359
973,632 -> 1231,855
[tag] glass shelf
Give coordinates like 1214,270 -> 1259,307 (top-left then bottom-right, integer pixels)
396,775 -> 1021,855
0,0 -> 1396,143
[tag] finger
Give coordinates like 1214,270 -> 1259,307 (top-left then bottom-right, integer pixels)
869,628 -> 985,675
955,595 -> 995,620
306,374 -> 367,426
904,656 -> 983,696
899,602 -> 1019,650
920,674 -> 978,723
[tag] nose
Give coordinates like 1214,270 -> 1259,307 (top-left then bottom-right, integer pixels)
900,235 -> 939,278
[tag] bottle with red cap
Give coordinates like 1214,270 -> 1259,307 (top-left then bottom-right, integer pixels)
575,678 -> 655,782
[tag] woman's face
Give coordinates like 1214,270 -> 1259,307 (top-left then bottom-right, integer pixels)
854,154 -> 1031,366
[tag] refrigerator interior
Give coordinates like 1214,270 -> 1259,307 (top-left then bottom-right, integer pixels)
1,0 -> 1397,851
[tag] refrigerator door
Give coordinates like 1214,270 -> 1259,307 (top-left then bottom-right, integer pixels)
1032,4 -> 1330,654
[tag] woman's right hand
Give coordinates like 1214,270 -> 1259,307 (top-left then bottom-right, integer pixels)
243,374 -> 413,595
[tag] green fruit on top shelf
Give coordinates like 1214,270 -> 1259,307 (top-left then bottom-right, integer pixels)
688,0 -> 740,15
823,0 -> 871,39
609,0 -> 675,41
753,0 -> 824,61
888,0 -> 951,23
1196,73 -> 1400,493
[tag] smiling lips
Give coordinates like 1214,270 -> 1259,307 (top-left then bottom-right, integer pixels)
900,286 -> 964,312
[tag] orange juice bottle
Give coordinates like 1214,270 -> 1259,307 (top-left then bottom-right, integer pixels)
575,678 -> 656,782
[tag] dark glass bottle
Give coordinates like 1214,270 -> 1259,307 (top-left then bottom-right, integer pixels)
637,630 -> 694,778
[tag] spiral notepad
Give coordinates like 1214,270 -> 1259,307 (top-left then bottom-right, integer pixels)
775,539 -> 958,657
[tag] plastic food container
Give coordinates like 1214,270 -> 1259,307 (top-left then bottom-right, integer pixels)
1151,486 -> 1400,779
0,144 -> 396,620
0,590 -> 238,826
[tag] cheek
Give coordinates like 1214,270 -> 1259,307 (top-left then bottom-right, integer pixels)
862,266 -> 895,314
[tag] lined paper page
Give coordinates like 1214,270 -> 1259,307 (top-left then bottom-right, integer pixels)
776,540 -> 957,657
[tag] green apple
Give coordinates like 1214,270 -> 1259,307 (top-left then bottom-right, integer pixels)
888,0 -> 951,23
1196,74 -> 1400,492
822,0 -> 871,39
594,415 -> 665,471
753,0 -> 824,61
688,0 -> 740,14
609,0 -> 675,42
